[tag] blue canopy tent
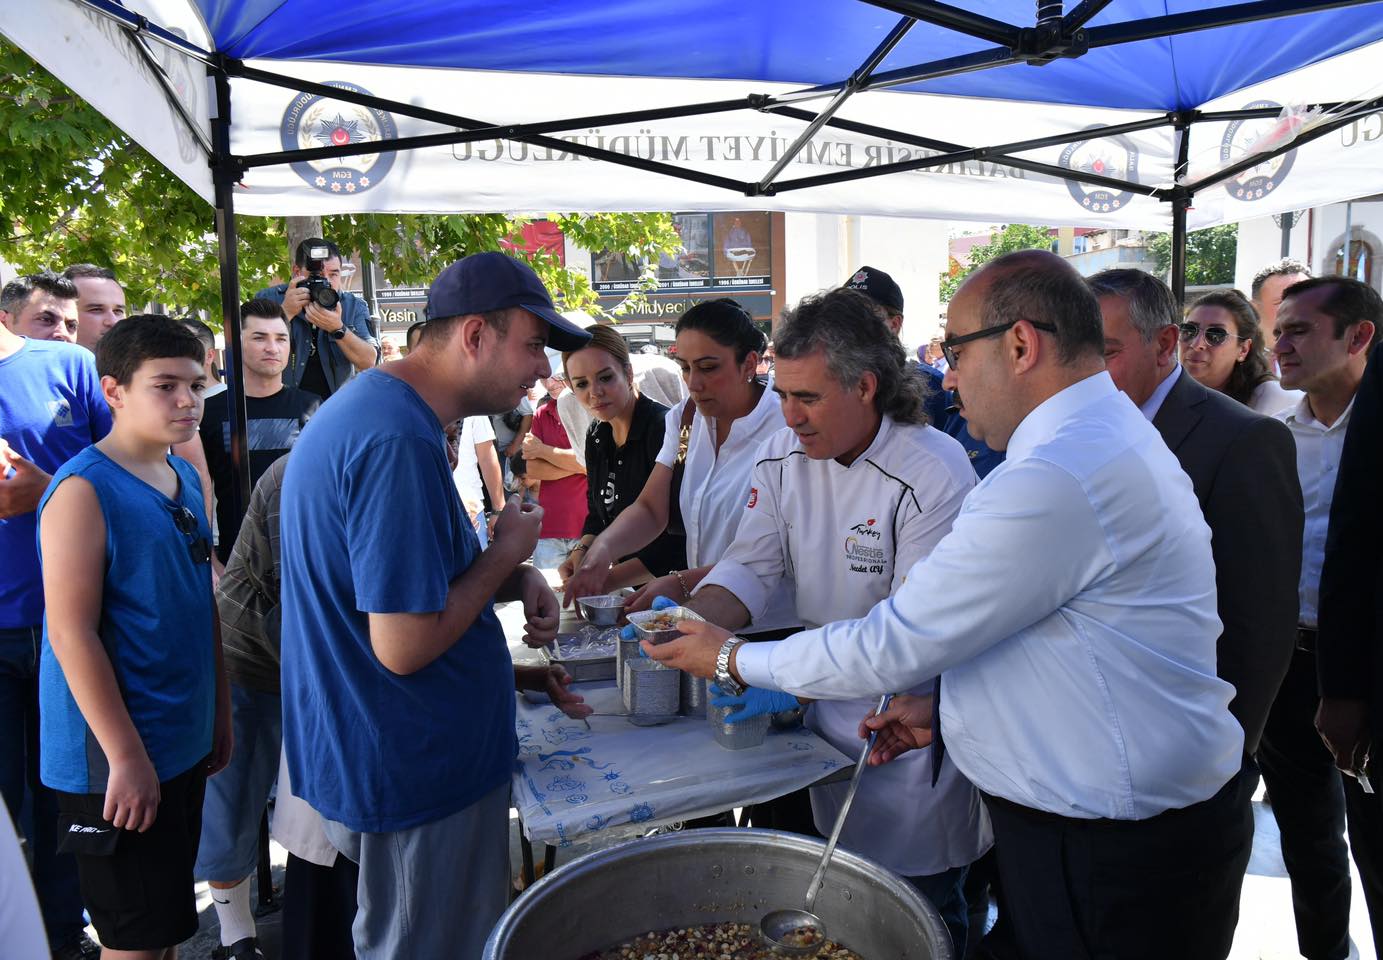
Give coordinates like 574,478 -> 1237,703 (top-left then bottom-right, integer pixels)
7,0 -> 1383,517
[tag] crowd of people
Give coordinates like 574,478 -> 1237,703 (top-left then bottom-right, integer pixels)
0,237 -> 1380,960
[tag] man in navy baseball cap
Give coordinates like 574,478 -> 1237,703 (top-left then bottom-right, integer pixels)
278,249 -> 592,960
843,265 -> 905,325
427,251 -> 591,351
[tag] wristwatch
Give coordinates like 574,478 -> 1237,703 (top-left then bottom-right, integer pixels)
327,325 -> 347,341
714,635 -> 746,697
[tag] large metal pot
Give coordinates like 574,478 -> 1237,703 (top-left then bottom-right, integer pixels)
485,828 -> 954,960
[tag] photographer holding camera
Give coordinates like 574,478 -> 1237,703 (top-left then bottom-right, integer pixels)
255,238 -> 377,398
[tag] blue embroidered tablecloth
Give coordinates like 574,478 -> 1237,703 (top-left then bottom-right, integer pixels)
512,682 -> 851,847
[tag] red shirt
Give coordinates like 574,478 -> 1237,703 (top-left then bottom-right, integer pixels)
530,399 -> 588,538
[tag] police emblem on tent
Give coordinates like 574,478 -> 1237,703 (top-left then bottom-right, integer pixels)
1221,100 -> 1298,202
280,81 -> 398,195
1059,132 -> 1140,213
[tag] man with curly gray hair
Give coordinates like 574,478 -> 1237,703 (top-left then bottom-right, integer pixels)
682,286 -> 989,955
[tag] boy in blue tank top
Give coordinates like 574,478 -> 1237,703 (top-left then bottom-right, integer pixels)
37,315 -> 232,959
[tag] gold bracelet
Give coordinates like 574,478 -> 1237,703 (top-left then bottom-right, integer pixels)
672,569 -> 691,599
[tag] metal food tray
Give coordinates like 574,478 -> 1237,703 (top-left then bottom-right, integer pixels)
550,633 -> 617,683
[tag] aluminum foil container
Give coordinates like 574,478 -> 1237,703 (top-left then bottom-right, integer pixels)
616,636 -> 642,693
707,699 -> 770,750
625,659 -> 680,726
551,629 -> 619,682
625,606 -> 705,646
678,671 -> 707,717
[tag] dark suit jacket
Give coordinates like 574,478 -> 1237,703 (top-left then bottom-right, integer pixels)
1318,344 -> 1383,737
1152,369 -> 1304,754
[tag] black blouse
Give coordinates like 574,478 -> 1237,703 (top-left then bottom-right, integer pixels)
582,394 -> 687,577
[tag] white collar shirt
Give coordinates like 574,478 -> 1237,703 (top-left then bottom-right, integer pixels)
656,382 -> 796,630
698,416 -> 989,874
736,372 -> 1244,819
1138,363 -> 1182,421
1278,395 -> 1355,627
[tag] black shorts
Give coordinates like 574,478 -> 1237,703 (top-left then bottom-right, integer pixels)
56,759 -> 209,950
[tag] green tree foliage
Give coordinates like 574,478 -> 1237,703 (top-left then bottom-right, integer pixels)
940,223 -> 1055,302
0,40 -> 678,323
1145,224 -> 1239,286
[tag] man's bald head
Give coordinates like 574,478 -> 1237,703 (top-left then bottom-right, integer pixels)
958,249 -> 1105,365
943,250 -> 1105,450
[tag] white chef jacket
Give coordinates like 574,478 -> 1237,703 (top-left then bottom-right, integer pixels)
656,384 -> 797,631
699,416 -> 991,875
736,372 -> 1244,820
1277,395 -> 1355,627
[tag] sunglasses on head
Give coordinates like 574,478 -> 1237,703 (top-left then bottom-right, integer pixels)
170,505 -> 212,565
1178,321 -> 1246,348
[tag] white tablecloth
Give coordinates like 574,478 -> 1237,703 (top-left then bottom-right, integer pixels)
511,681 -> 851,847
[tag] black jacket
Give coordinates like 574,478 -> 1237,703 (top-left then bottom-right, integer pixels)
1318,344 -> 1383,737
582,394 -> 686,577
1152,369 -> 1304,754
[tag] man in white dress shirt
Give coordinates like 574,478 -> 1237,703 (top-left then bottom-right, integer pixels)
1261,276 -> 1379,960
649,250 -> 1251,960
685,287 -> 990,954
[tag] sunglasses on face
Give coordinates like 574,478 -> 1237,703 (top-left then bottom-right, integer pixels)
170,505 -> 212,565
1178,322 -> 1246,348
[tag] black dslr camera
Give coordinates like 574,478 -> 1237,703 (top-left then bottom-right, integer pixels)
295,243 -> 340,310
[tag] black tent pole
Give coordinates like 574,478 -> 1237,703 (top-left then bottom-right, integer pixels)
1170,114 -> 1194,305
1171,198 -> 1190,305
209,59 -> 250,532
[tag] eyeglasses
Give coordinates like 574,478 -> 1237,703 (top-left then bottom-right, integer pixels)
1178,322 -> 1247,348
940,319 -> 1059,368
170,505 -> 212,565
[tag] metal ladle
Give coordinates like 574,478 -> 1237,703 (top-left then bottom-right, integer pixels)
760,692 -> 893,956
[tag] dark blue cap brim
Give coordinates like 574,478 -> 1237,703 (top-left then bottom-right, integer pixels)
521,301 -> 593,352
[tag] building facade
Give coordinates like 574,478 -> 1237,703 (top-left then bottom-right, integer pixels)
1236,197 -> 1383,295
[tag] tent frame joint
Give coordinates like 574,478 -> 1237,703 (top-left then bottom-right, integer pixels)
211,153 -> 247,185
1012,21 -> 1089,63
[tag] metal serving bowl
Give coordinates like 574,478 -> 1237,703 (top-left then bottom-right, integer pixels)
576,594 -> 627,627
484,828 -> 953,960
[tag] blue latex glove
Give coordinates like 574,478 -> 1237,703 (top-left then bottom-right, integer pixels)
709,686 -> 800,724
650,595 -> 679,611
